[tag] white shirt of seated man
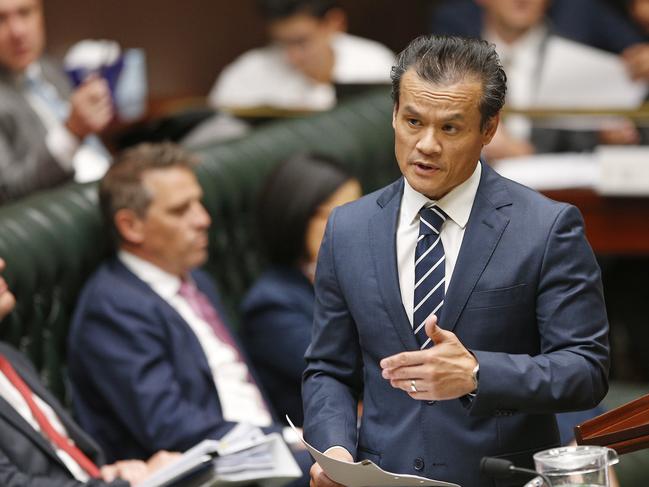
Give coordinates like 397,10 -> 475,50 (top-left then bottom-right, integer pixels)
210,32 -> 395,111
119,250 -> 273,428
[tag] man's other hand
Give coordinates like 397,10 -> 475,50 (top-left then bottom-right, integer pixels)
310,447 -> 353,487
380,315 -> 478,400
66,76 -> 113,139
146,450 -> 182,472
100,460 -> 148,485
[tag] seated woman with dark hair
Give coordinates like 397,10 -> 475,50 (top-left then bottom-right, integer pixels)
241,153 -> 361,426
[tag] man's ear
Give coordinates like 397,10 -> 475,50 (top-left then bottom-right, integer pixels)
114,208 -> 145,245
482,113 -> 500,144
392,103 -> 398,130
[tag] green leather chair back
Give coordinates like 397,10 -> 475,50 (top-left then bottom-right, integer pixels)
0,88 -> 398,398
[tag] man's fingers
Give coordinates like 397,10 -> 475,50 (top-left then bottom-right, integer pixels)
390,378 -> 428,392
383,363 -> 427,380
424,315 -> 455,343
380,350 -> 426,370
100,465 -> 118,482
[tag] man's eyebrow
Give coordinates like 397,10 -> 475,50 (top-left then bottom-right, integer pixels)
443,113 -> 466,121
401,104 -> 424,118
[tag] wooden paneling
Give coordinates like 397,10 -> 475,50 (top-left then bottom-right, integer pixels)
43,0 -> 431,98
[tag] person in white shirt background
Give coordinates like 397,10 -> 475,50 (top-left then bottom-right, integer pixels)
209,0 -> 395,111
478,0 -> 642,162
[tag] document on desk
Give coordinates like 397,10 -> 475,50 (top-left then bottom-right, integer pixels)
286,417 -> 459,487
139,423 -> 301,487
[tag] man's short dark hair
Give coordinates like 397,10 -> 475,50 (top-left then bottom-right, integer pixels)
99,142 -> 199,244
256,0 -> 338,20
390,35 -> 507,129
257,152 -> 352,266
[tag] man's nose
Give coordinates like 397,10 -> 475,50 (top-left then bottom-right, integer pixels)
7,17 -> 28,40
415,129 -> 442,156
194,203 -> 211,229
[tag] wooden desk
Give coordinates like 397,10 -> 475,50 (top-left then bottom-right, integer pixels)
542,189 -> 649,255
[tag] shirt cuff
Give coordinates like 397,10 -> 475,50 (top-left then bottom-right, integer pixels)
45,125 -> 80,171
324,446 -> 352,457
282,426 -> 301,446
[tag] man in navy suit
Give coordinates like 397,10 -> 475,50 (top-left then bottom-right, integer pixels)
67,143 -> 309,484
304,36 -> 609,487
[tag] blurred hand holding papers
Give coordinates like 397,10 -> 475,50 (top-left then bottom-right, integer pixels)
509,37 -> 649,131
138,423 -> 301,487
533,38 -> 648,110
285,416 -> 460,487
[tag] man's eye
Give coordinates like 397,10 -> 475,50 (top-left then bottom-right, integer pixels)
442,124 -> 458,133
407,118 -> 420,127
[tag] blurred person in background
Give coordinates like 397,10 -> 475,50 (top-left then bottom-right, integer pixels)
209,0 -> 394,111
241,154 -> 361,426
430,0 -> 645,55
0,0 -> 112,204
623,0 -> 649,80
471,0 -> 642,161
67,143 -> 310,486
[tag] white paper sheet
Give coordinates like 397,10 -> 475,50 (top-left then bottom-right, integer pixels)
531,37 -> 648,110
493,153 -> 598,190
286,417 -> 460,487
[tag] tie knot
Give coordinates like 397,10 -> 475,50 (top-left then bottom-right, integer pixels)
178,279 -> 198,299
419,205 -> 447,236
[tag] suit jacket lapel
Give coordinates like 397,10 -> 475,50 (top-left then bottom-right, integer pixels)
111,260 -> 216,385
15,362 -> 103,463
0,355 -> 101,470
0,395 -> 61,463
369,179 -> 419,351
442,164 -> 512,333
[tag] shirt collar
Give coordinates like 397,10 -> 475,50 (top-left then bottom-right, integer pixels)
401,161 -> 482,229
11,61 -> 41,87
118,250 -> 182,300
484,24 -> 548,63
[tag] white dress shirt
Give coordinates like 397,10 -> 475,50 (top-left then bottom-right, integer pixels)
397,163 -> 482,326
209,32 -> 395,110
0,372 -> 89,481
484,25 -> 548,142
118,251 -> 272,427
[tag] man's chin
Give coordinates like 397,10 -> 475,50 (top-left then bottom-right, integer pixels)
405,174 -> 443,200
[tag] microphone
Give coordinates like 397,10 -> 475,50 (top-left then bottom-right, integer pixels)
480,457 -> 552,486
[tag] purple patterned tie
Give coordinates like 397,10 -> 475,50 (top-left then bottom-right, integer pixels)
178,279 -> 271,414
178,279 -> 242,354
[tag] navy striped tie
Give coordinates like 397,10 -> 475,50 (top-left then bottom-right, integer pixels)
413,205 -> 447,349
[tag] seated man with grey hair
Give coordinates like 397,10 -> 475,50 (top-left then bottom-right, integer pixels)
67,143 -> 310,485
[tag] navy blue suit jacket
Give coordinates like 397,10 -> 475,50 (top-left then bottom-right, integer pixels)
67,258 -> 280,461
241,266 -> 314,426
303,164 -> 609,487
